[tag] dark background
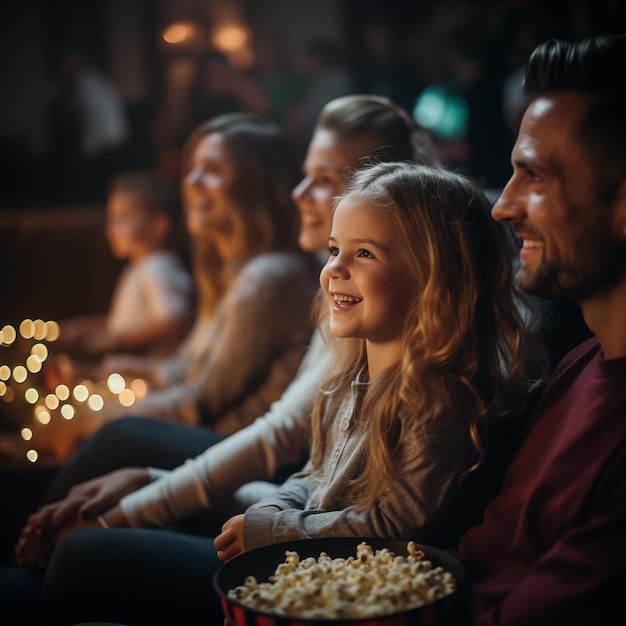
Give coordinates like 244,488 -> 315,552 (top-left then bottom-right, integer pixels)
2,0 -> 625,207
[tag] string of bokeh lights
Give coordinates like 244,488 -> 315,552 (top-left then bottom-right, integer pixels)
1,319 -> 148,463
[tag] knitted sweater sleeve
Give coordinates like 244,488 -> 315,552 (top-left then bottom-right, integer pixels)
242,405 -> 475,551
119,252 -> 317,425
119,332 -> 330,527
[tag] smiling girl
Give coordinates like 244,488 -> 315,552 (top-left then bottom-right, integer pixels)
215,161 -> 544,560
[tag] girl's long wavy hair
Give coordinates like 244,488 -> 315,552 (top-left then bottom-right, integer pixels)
310,162 -> 546,507
181,112 -> 302,317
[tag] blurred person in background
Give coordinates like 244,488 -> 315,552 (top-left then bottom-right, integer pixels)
50,168 -> 193,371
46,48 -> 130,199
33,112 -> 318,460
155,50 -> 268,182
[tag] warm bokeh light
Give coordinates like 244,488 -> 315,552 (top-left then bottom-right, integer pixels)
37,410 -> 51,425
45,393 -> 60,410
1,325 -> 16,345
24,387 -> 39,404
130,378 -> 148,399
31,343 -> 49,361
107,373 -> 126,394
73,384 -> 89,402
213,25 -> 247,52
0,365 -> 10,380
163,22 -> 191,44
45,321 -> 60,342
0,381 -> 5,396
13,365 -> 27,383
61,404 -> 75,420
118,388 -> 136,407
26,449 -> 38,463
88,394 -> 104,411
26,354 -> 43,373
19,319 -> 35,339
21,427 -> 33,441
2,387 -> 14,402
32,319 -> 46,340
55,384 -> 70,401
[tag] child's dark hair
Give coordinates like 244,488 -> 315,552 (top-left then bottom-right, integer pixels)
108,169 -> 181,219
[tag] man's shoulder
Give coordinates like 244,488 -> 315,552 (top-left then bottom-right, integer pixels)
552,336 -> 600,375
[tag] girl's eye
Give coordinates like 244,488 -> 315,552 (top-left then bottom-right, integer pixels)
329,246 -> 339,256
357,249 -> 374,258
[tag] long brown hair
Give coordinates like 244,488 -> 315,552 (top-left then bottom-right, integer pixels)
181,112 -> 302,316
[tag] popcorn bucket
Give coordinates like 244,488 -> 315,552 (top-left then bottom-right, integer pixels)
213,538 -> 466,626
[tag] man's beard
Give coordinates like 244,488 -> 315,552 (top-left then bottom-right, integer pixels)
516,225 -> 626,303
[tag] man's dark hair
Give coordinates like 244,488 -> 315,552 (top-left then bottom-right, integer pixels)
523,34 -> 626,205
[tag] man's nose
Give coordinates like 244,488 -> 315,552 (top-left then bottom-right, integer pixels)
491,180 -> 527,223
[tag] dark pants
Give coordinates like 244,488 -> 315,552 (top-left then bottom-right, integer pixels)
43,527 -> 223,625
0,418 -> 228,624
0,528 -> 224,626
42,417 -> 226,504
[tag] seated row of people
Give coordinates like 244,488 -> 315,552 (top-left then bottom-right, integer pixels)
4,32 -> 625,626
39,112 -> 321,459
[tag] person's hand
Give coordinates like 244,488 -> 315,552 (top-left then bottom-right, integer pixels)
214,514 -> 246,562
14,503 -> 100,569
14,468 -> 151,568
54,467 -> 152,522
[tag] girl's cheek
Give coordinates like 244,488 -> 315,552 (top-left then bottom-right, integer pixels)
319,273 -> 328,292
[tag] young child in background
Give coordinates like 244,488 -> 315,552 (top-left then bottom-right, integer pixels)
53,169 -> 194,376
214,161 -> 545,561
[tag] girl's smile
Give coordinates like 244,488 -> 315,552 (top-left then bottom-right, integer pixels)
330,291 -> 363,311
